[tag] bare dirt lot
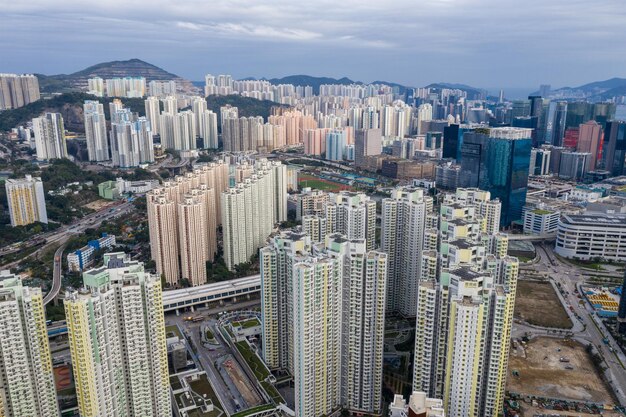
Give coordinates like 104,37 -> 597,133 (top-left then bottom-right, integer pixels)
517,404 -> 623,417
508,337 -> 614,404
83,199 -> 116,210
222,356 -> 263,408
515,280 -> 573,329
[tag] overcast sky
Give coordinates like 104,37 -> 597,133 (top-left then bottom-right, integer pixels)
1,0 -> 625,92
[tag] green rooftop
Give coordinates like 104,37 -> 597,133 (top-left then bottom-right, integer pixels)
235,341 -> 284,405
232,317 -> 261,329
230,404 -> 275,417
166,325 -> 183,340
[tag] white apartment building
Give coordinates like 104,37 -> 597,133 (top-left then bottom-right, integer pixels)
445,188 -> 502,235
87,77 -> 104,97
326,191 -> 377,250
222,160 -> 287,270
261,232 -> 387,416
104,77 -> 146,98
411,187 -> 518,417
84,100 -> 110,161
110,108 -> 154,167
382,187 -> 430,316
555,213 -> 626,261
33,112 -> 67,160
64,253 -> 169,417
0,271 -> 59,417
148,80 -> 176,98
145,96 -> 161,135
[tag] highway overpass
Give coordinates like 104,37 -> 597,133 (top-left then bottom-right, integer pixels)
48,275 -> 262,338
162,275 -> 261,313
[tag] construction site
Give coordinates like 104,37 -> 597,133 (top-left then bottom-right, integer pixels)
507,337 -> 620,416
515,280 -> 573,329
216,354 -> 264,410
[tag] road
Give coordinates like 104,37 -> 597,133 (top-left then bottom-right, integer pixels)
1,201 -> 135,306
166,300 -> 261,415
516,244 -> 626,405
43,243 -> 67,305
1,200 -> 135,270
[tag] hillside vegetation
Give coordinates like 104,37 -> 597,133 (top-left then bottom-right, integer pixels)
0,93 -> 145,132
0,93 -> 287,133
206,95 -> 287,121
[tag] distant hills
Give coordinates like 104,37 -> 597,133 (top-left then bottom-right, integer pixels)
36,59 -> 197,94
268,75 -> 357,94
536,77 -> 626,100
425,83 -> 485,100
25,58 -> 626,107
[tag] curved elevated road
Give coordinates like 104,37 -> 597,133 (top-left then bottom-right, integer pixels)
43,243 -> 66,305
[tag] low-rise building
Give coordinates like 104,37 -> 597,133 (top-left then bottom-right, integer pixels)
389,392 -> 445,417
116,177 -> 160,194
98,180 -> 121,200
586,196 -> 626,214
66,234 -> 116,272
171,370 -> 218,417
382,158 -> 436,180
167,336 -> 188,373
522,206 -> 560,235
569,185 -> 605,202
555,213 -> 626,261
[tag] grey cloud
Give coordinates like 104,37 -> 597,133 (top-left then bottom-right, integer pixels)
0,0 -> 625,90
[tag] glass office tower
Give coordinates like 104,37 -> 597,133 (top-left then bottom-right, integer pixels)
483,128 -> 532,226
604,121 -> 626,176
459,127 -> 532,227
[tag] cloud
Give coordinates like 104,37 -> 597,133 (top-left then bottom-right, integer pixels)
0,0 -> 625,88
175,21 -> 322,41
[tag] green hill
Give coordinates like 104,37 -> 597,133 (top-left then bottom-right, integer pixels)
35,59 -> 197,94
205,95 -> 287,121
0,93 -> 146,132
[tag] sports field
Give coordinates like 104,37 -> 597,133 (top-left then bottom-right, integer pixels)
298,174 -> 351,192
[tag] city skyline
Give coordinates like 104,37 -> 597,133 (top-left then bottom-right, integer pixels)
1,0 -> 626,92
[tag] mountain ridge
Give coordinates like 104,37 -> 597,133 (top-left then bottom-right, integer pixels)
534,77 -> 626,100
36,59 -> 197,94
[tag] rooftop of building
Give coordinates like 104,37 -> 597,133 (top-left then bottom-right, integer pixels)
531,209 -> 556,215
488,126 -> 533,139
451,266 -> 484,281
449,239 -> 476,250
588,196 -> 626,208
561,213 -> 626,226
5,175 -> 42,184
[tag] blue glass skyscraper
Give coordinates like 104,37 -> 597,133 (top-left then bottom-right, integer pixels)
604,121 -> 626,176
482,128 -> 532,226
459,127 -> 532,226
